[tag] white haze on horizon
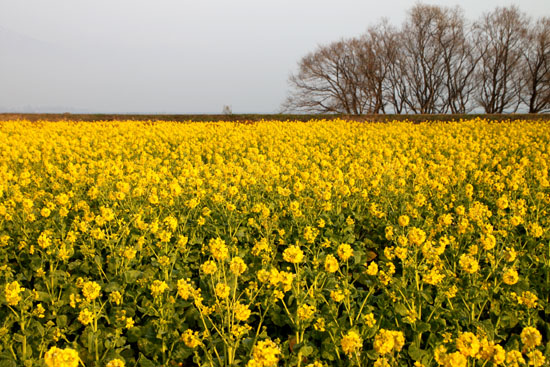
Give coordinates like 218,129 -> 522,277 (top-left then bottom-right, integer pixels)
1,0 -> 548,114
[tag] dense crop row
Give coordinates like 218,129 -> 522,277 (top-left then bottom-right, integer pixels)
0,119 -> 548,367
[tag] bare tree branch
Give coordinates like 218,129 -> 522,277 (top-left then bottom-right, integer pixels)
282,3 -> 545,116
521,17 -> 550,113
473,6 -> 529,113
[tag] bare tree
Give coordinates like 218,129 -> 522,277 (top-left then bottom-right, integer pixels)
521,17 -> 550,113
367,21 -> 404,114
354,34 -> 385,113
399,4 -> 449,113
343,37 -> 385,114
283,36 -> 393,114
283,18 -> 411,114
283,39 -> 365,114
436,6 -> 479,113
222,105 -> 233,115
283,3 -> 547,116
473,6 -> 529,113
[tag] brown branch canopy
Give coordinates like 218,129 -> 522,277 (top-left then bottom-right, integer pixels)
283,4 -> 549,114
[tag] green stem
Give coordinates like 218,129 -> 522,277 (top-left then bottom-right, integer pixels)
327,331 -> 341,360
296,329 -> 303,367
93,300 -> 99,363
248,303 -> 272,358
354,288 -> 374,323
21,312 -> 26,360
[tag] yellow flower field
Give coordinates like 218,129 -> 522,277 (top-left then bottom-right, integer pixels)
0,119 -> 548,367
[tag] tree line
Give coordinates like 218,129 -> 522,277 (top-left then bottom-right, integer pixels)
283,4 -> 550,114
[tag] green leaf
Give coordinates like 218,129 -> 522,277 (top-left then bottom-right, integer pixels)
236,228 -> 246,239
321,349 -> 335,361
416,321 -> 431,333
366,350 -> 378,360
104,282 -> 121,292
138,354 -> 156,367
394,303 -> 409,316
344,234 -> 355,243
420,290 -> 433,303
124,270 -> 142,283
408,343 -> 426,361
353,249 -> 365,265
299,344 -> 314,357
320,339 -> 336,361
68,260 -> 83,271
500,311 -> 518,329
12,334 -> 24,343
24,345 -> 32,359
477,319 -> 495,340
0,359 -> 16,367
57,315 -> 68,328
127,326 -> 142,343
33,321 -> 45,336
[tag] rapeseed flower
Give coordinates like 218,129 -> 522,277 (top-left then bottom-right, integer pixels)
366,262 -> 378,275
408,227 -> 426,246
177,278 -> 194,300
330,290 -> 345,302
374,357 -> 390,367
78,308 -> 94,325
443,352 -> 467,367
341,330 -> 362,356
215,283 -> 230,299
526,350 -> 545,367
182,329 -> 201,348
247,339 -> 280,367
209,237 -> 229,261
44,346 -> 80,367
337,243 -> 353,261
150,280 -> 169,298
230,257 -> 247,275
303,226 -> 319,243
106,359 -> 125,367
4,281 -> 23,306
324,254 -> 339,273
520,327 -> 542,349
456,332 -> 480,357
234,302 -> 251,321
518,291 -> 538,308
398,215 -> 410,227
81,281 -> 101,302
297,304 -> 316,320
283,245 -> 304,264
374,329 -> 404,355
363,312 -> 376,327
314,317 -> 325,331
459,254 -> 479,274
423,267 -> 445,285
506,350 -> 525,366
201,260 -> 218,275
502,267 -> 519,285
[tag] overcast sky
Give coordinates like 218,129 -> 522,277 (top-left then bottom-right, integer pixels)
1,0 -> 548,114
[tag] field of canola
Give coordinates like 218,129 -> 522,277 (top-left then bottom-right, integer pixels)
0,119 -> 549,367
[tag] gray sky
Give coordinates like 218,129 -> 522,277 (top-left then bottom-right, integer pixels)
1,0 -> 548,114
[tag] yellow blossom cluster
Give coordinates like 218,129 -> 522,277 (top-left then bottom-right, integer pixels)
341,330 -> 363,356
4,281 -> 23,306
44,346 -> 80,367
247,339 -> 281,367
0,119 -> 548,366
81,281 -> 101,302
434,327 -> 546,367
373,329 -> 405,355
